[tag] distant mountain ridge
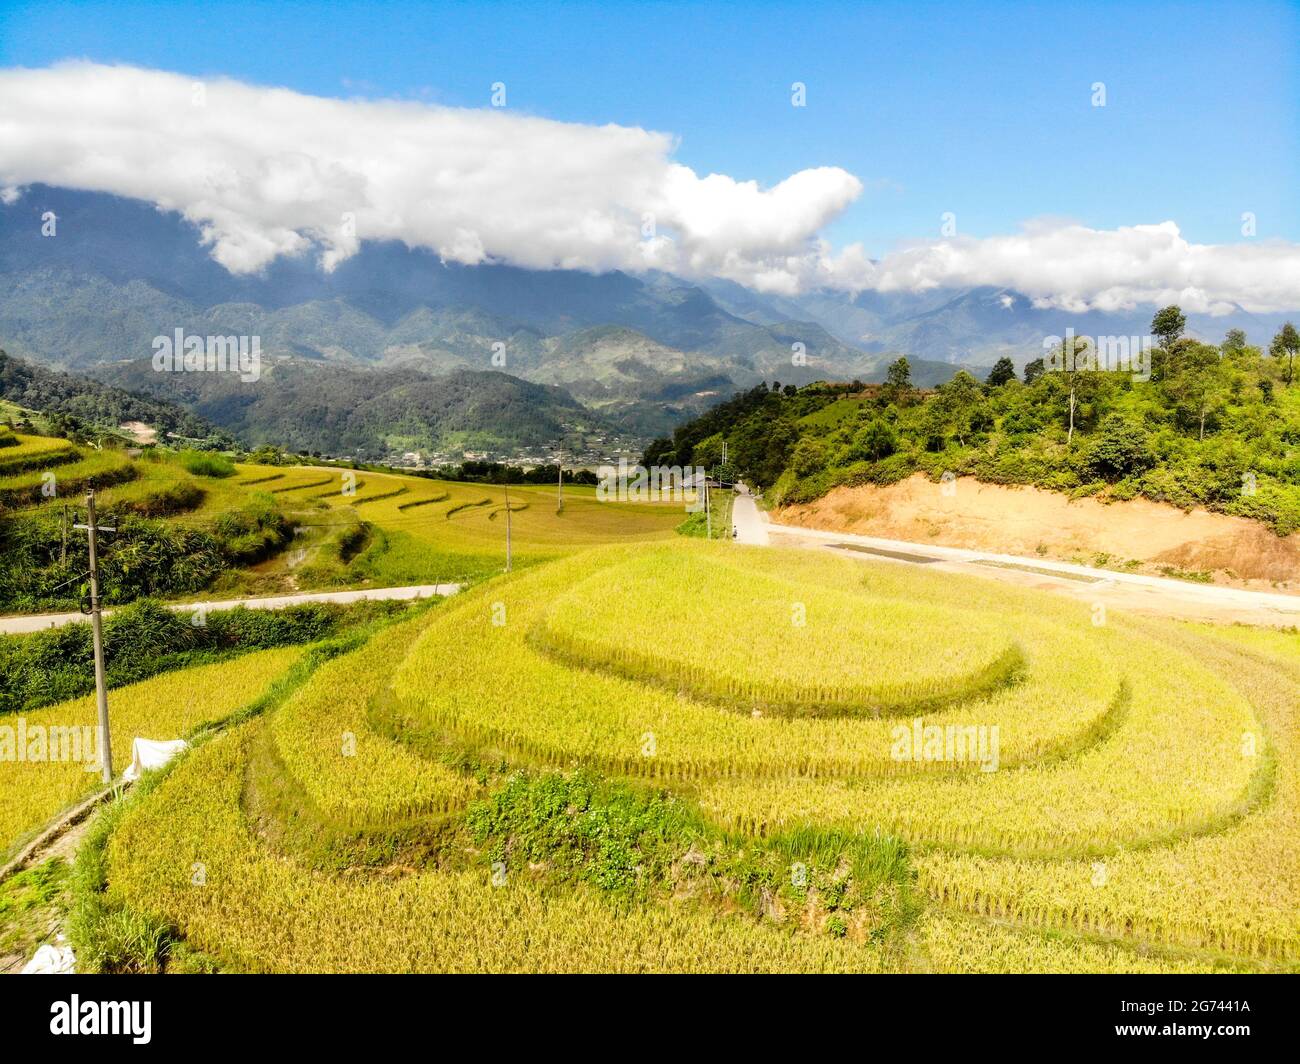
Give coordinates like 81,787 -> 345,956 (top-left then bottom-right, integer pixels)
2,185 -> 1292,452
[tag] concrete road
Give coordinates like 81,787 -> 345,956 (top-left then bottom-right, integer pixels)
731,485 -> 770,546
734,496 -> 1300,628
0,584 -> 461,635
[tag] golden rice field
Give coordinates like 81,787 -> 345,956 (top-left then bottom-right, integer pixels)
267,614 -> 479,827
219,464 -> 688,590
67,537 -> 1300,972
0,647 -> 301,861
5,446 -> 688,599
0,432 -> 77,474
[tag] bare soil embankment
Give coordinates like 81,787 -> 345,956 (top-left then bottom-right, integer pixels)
776,475 -> 1300,589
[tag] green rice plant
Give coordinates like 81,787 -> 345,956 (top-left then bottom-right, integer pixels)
175,450 -> 235,478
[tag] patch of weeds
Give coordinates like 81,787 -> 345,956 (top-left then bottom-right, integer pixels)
0,857 -> 70,960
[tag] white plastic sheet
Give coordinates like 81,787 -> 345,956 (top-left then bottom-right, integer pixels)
121,737 -> 188,782
23,939 -> 75,974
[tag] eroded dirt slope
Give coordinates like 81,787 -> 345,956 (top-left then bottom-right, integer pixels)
777,475 -> 1300,588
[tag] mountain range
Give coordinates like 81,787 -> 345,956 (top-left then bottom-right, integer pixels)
1,185 -> 1293,456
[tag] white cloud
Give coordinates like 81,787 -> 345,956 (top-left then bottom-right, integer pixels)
0,62 -> 1297,312
820,221 -> 1300,315
0,61 -> 857,282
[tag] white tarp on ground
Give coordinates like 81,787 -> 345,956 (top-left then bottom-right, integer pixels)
23,938 -> 75,974
121,737 -> 188,782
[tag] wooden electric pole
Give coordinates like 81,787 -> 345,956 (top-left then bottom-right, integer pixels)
75,490 -> 115,783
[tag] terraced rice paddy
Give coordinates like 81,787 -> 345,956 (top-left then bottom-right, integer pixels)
60,539 -> 1300,971
0,647 -> 302,861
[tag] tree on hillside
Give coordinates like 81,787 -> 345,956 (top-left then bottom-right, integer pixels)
1222,328 -> 1247,354
1271,322 -> 1299,385
886,357 -> 912,391
850,418 -> 898,461
1022,357 -> 1046,386
1152,305 -> 1187,350
985,357 -> 1017,389
933,371 -> 988,447
1048,335 -> 1096,446
691,432 -> 725,471
1085,413 -> 1156,479
882,357 -> 914,407
789,437 -> 827,478
1166,342 -> 1228,440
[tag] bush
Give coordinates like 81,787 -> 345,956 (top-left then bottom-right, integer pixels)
119,481 -> 205,517
1084,414 -> 1156,479
0,598 -> 395,715
177,449 -> 235,478
212,496 -> 292,563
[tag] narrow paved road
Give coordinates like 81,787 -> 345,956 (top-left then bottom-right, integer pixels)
736,495 -> 1300,628
0,584 -> 461,635
731,485 -> 770,545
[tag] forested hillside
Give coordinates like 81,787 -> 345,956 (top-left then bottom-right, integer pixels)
0,349 -> 224,444
647,310 -> 1300,535
100,361 -> 615,458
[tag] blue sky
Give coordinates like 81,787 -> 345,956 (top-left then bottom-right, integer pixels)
1,0 -> 1296,252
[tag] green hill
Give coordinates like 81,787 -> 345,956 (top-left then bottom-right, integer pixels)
647,311 -> 1300,536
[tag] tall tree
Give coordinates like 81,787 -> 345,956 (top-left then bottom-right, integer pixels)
885,357 -> 912,391
882,356 -> 914,406
1151,305 -> 1187,350
1166,342 -> 1227,440
985,357 -> 1017,389
1271,322 -> 1299,385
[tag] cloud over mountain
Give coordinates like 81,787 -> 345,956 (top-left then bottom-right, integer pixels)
0,62 -> 860,286
1,62 -> 1297,312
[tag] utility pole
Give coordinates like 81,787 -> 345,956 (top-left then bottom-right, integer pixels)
75,490 -> 115,784
504,482 -> 513,572
556,441 -> 564,515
